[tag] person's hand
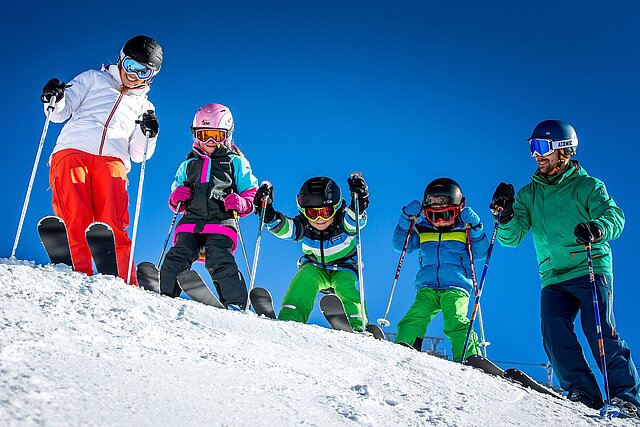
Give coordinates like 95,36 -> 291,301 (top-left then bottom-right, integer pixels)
402,200 -> 422,218
347,174 -> 369,211
224,193 -> 251,214
489,182 -> 515,224
254,182 -> 275,222
139,110 -> 159,138
41,78 -> 68,103
460,207 -> 484,237
170,185 -> 192,205
574,222 -> 604,244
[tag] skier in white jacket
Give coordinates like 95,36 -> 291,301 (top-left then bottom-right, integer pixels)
40,35 -> 162,285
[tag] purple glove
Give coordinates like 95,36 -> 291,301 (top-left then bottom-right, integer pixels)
169,185 -> 192,213
224,190 -> 256,216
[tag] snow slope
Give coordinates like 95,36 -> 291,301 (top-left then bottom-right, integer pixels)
0,259 -> 636,426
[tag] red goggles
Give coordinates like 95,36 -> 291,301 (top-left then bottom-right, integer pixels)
194,128 -> 229,144
423,205 -> 461,226
302,204 -> 338,222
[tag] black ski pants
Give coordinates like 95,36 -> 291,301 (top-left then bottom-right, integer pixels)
541,274 -> 640,407
160,232 -> 247,307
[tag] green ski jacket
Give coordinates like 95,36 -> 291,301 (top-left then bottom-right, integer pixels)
497,161 -> 624,287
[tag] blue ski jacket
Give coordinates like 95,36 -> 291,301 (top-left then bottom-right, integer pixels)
393,206 -> 489,296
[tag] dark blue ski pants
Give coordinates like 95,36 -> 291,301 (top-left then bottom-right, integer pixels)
541,274 -> 640,406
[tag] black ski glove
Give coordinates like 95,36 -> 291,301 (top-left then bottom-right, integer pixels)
139,110 -> 159,138
254,182 -> 276,223
348,175 -> 369,211
41,78 -> 68,103
489,182 -> 515,224
574,222 -> 604,245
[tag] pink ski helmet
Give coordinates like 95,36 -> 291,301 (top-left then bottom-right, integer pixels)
191,103 -> 234,147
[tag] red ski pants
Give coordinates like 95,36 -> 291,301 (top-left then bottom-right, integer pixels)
49,149 -> 137,285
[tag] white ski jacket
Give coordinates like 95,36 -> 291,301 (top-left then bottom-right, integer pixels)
45,64 -> 158,172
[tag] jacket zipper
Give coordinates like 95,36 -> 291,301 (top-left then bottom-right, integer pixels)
320,234 -> 326,268
99,90 -> 125,155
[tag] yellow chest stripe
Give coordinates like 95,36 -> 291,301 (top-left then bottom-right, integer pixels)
419,231 -> 467,244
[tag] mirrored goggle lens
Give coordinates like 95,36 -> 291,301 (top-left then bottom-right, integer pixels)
529,138 -> 554,157
304,206 -> 335,221
195,129 -> 228,143
122,57 -> 153,80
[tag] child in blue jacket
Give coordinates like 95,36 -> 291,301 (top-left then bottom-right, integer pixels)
394,178 -> 488,362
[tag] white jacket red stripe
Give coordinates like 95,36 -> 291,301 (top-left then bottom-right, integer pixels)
45,64 -> 158,172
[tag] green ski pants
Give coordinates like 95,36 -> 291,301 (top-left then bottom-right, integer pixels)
278,264 -> 368,331
395,287 -> 480,362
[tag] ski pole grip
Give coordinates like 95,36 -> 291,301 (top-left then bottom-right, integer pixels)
259,180 -> 272,207
46,96 -> 57,112
350,171 -> 362,179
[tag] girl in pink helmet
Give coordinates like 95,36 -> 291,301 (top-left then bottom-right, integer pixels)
159,103 -> 258,309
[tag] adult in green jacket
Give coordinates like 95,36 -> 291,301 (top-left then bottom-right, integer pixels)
490,120 -> 639,417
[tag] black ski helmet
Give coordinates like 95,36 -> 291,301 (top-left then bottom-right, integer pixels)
120,35 -> 163,72
530,119 -> 578,158
423,178 -> 464,208
297,177 -> 341,208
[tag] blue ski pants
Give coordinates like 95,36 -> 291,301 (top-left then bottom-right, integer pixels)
541,274 -> 640,406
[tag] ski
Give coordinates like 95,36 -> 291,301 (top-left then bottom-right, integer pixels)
504,368 -> 562,399
249,287 -> 276,319
37,216 -> 73,267
176,270 -> 224,309
365,323 -> 386,340
137,262 -> 160,293
85,222 -> 118,276
465,355 -> 562,399
464,354 -> 505,377
320,294 -> 353,333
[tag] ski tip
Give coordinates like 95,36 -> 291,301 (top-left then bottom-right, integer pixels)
37,215 -> 63,226
85,221 -> 114,233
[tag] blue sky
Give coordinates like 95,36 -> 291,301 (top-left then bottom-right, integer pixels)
2,1 -> 639,386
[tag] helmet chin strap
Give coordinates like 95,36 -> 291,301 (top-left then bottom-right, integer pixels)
545,150 -> 571,176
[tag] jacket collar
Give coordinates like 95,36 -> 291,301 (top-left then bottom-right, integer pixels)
531,160 -> 582,186
191,144 -> 232,159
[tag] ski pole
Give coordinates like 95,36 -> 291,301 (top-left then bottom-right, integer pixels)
586,243 -> 616,417
245,181 -> 272,311
351,172 -> 367,332
156,201 -> 182,268
233,210 -> 252,283
377,216 -> 416,328
126,128 -> 151,285
465,226 -> 490,358
11,96 -> 57,258
461,210 -> 501,363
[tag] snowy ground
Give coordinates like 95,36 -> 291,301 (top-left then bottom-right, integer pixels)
0,259 -> 637,426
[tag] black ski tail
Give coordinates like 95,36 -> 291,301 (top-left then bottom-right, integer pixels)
137,262 -> 160,293
177,270 -> 224,309
504,368 -> 562,399
464,354 -> 505,377
85,222 -> 118,276
37,216 -> 73,268
250,287 -> 276,319
320,294 -> 354,333
365,323 -> 386,340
